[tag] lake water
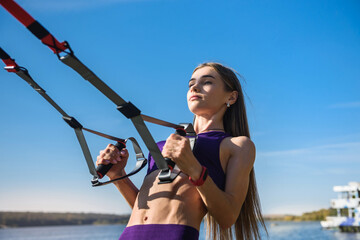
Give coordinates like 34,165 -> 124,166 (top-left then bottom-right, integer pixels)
1,221 -> 360,240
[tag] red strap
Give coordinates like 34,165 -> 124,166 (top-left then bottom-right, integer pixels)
0,47 -> 19,72
0,0 -> 34,26
189,166 -> 208,186
0,0 -> 68,54
2,59 -> 18,72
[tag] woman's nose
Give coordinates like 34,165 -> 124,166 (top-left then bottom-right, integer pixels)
190,83 -> 200,92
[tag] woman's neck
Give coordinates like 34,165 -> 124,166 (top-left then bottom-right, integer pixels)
194,115 -> 225,134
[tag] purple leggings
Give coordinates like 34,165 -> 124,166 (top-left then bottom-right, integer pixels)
119,224 -> 199,240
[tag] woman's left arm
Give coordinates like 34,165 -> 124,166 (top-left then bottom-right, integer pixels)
163,134 -> 255,229
194,136 -> 255,229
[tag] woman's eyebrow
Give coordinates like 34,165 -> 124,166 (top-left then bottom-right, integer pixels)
189,74 -> 215,82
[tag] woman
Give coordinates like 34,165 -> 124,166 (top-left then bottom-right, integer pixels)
97,62 -> 267,240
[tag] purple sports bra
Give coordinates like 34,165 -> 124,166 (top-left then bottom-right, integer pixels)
146,131 -> 230,190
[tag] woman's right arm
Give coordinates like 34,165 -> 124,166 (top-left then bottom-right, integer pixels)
110,172 -> 139,209
96,144 -> 139,208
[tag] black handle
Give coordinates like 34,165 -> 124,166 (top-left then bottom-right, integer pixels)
164,128 -> 186,169
96,141 -> 126,179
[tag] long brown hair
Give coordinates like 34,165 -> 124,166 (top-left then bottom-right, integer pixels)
193,62 -> 267,240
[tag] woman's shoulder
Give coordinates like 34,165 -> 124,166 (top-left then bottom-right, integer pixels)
221,136 -> 255,166
222,135 -> 254,149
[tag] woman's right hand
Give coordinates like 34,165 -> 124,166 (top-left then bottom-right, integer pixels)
96,143 -> 129,179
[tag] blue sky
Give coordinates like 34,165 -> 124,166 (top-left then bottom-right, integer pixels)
0,0 -> 359,216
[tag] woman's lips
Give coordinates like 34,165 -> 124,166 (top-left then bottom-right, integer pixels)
189,95 -> 201,101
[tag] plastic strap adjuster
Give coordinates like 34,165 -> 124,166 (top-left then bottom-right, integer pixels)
62,116 -> 83,129
117,101 -> 141,119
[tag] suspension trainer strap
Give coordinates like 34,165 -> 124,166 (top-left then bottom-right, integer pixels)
0,0 -> 182,129
141,114 -> 182,129
0,47 -> 19,72
60,54 -> 169,173
58,39 -> 182,183
0,47 -> 147,186
0,48 -> 97,179
1,0 -> 184,183
0,0 -> 69,54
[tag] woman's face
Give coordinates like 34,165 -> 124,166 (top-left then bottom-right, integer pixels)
187,66 -> 232,117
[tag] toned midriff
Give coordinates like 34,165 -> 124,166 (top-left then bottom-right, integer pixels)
127,170 -> 207,230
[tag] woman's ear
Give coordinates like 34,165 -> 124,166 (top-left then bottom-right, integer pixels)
228,91 -> 238,105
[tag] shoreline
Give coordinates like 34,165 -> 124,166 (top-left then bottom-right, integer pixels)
0,208 -> 338,228
0,211 -> 130,228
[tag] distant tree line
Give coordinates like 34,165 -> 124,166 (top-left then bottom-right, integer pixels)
0,212 -> 130,228
264,208 -> 348,221
1,208 -> 348,228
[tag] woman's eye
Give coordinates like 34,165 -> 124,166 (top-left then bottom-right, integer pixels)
204,81 -> 212,85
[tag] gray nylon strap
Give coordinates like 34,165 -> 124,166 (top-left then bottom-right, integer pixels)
60,54 -> 169,171
83,127 -> 125,142
141,114 -> 182,129
16,70 -> 69,117
126,137 -> 146,161
74,128 -> 99,178
189,137 -> 196,151
11,65 -> 149,185
60,54 -> 126,105
15,69 -> 99,179
60,55 -> 181,129
130,116 -> 168,170
181,123 -> 197,151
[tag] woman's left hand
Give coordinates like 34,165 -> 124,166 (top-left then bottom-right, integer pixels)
162,134 -> 202,178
